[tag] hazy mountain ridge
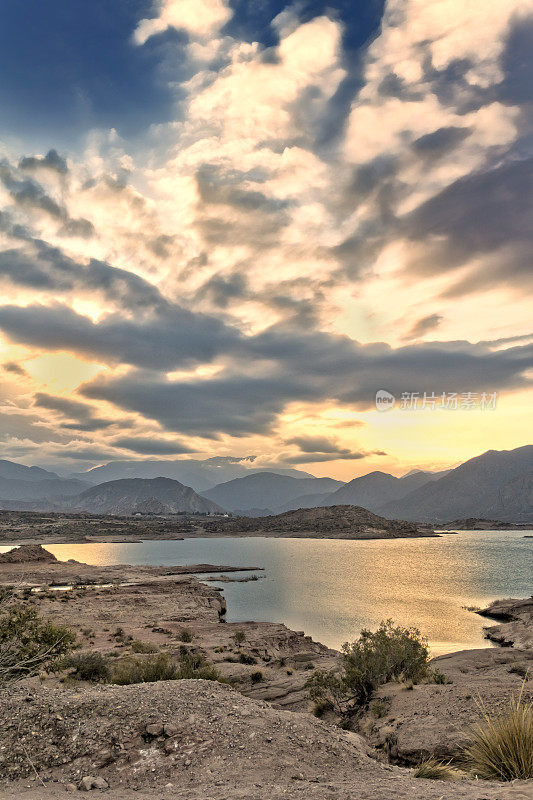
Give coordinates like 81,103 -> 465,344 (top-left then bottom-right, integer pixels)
200,472 -> 345,512
69,459 -> 314,492
0,459 -> 90,503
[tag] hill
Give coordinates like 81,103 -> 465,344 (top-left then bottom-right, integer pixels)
322,469 -> 446,513
381,445 -> 533,522
72,477 -> 224,515
202,504 -> 434,538
201,472 -> 344,513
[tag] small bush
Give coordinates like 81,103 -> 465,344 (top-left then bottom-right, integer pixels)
65,652 -> 110,683
0,595 -> 76,684
238,652 -> 257,665
177,628 -> 194,643
463,693 -> 533,780
413,757 -> 458,780
110,653 -> 178,685
234,630 -> 246,645
131,640 -> 159,654
430,668 -> 451,684
250,671 -> 263,684
176,652 -> 224,682
370,699 -> 389,718
307,620 -> 431,715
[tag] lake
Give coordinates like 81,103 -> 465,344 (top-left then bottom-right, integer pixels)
2,531 -> 531,656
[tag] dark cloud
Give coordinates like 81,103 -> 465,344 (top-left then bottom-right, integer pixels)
284,435 -> 380,463
411,126 -> 472,156
34,392 -> 95,419
18,149 -> 68,175
0,161 -> 93,237
285,435 -> 354,454
0,303 -> 241,370
2,361 -> 28,376
33,392 -> 116,433
404,157 -> 533,291
403,313 -> 443,341
77,331 -> 533,436
112,437 -> 196,455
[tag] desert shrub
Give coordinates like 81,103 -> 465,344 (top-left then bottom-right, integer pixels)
176,651 -> 224,682
370,699 -> 389,718
430,667 -> 451,684
250,671 -> 263,684
307,620 -> 431,715
177,628 -> 194,643
463,693 -> 533,780
413,757 -> 458,780
0,592 -> 76,684
234,630 -> 246,645
131,640 -> 159,654
110,653 -> 178,685
64,652 -> 110,682
238,652 -> 257,665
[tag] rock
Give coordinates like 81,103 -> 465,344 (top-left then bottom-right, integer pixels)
65,784 -> 77,792
78,775 -> 109,791
145,722 -> 164,736
79,777 -> 96,791
163,723 -> 178,737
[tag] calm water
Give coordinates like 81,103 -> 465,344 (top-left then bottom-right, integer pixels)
2,531 -> 531,656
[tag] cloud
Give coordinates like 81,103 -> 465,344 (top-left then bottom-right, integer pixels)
403,314 -> 443,341
2,361 -> 28,377
134,0 -> 232,45
111,436 -> 196,455
283,435 -> 383,463
0,302 -> 241,370
18,149 -> 68,175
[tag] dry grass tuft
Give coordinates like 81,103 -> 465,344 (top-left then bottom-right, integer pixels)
413,757 -> 459,780
463,690 -> 533,781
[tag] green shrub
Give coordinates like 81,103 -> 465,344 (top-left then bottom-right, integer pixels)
0,594 -> 76,683
413,757 -> 458,780
307,620 -> 431,715
177,628 -> 194,643
233,630 -> 246,645
463,693 -> 533,780
176,651 -> 224,682
110,653 -> 178,685
370,699 -> 389,718
131,640 -> 159,654
430,668 -> 451,684
64,652 -> 110,682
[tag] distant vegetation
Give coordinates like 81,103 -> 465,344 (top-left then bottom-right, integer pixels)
307,620 -> 437,717
64,649 -> 226,686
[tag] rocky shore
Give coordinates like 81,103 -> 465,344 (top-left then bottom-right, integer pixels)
0,546 -> 531,799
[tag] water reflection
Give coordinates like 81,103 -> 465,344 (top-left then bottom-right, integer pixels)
1,531 -> 530,655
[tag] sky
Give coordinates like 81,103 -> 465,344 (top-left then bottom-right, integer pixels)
0,0 -> 532,479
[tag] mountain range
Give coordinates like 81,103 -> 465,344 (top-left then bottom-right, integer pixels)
0,445 -> 531,523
